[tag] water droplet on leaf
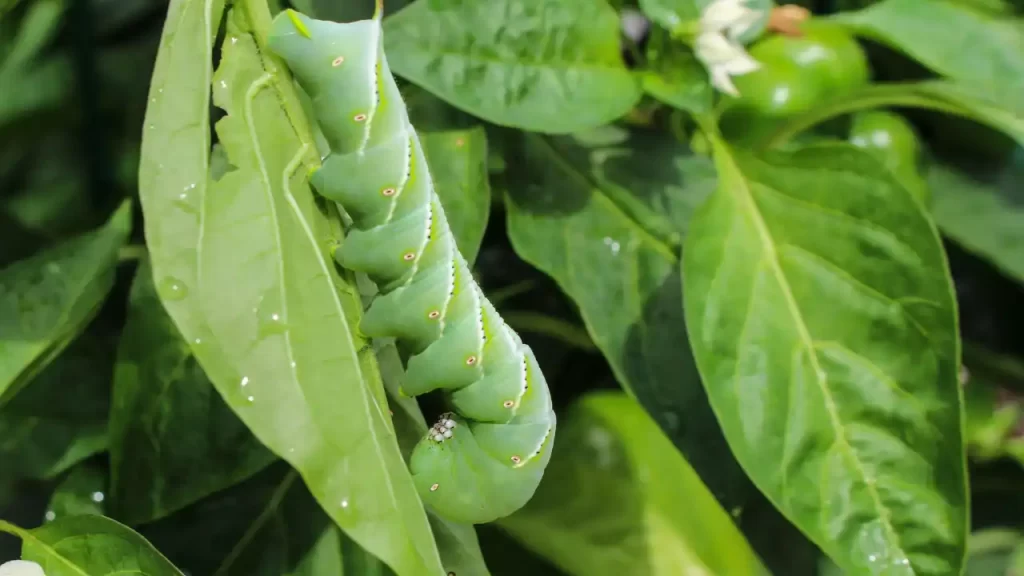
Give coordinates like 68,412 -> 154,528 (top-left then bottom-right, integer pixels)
174,183 -> 199,214
157,277 -> 188,301
256,291 -> 287,337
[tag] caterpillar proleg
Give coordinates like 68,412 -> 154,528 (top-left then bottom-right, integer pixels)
267,6 -> 556,525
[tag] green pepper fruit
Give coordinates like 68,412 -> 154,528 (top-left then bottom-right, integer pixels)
848,110 -> 929,203
726,22 -> 870,118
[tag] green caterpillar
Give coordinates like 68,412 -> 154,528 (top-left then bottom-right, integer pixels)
267,6 -> 556,525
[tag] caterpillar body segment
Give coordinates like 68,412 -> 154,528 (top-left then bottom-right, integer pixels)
267,10 -> 556,524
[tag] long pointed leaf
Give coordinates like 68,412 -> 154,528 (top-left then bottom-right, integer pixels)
138,1 -> 446,574
683,137 -> 967,575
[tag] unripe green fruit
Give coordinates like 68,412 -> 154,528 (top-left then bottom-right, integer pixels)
726,22 -> 870,118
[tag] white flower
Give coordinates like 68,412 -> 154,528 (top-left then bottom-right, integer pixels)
0,561 -> 45,576
692,0 -> 764,96
701,0 -> 762,40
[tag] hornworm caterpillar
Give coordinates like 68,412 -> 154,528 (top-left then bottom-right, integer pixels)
267,6 -> 556,524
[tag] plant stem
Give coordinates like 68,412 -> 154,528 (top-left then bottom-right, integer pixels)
758,83 -> 975,150
118,244 -> 148,262
502,311 -> 598,352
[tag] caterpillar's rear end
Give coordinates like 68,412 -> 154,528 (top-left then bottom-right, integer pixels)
268,8 -> 556,525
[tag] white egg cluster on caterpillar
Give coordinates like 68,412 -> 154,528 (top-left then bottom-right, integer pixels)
267,5 -> 556,524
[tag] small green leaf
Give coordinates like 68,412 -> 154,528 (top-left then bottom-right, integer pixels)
421,127 -> 491,264
108,260 -> 275,525
45,462 -> 107,521
503,127 -> 748,509
384,0 -> 642,133
0,200 -> 131,405
928,158 -> 1024,285
834,0 -> 1024,113
0,515 -> 185,575
683,137 -> 966,574
499,390 -> 769,576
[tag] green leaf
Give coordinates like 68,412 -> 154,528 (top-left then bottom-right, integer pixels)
928,159 -> 1024,285
46,462 -> 107,521
141,463 -> 341,576
683,136 -> 966,574
0,319 -> 115,487
421,127 -> 491,265
383,0 -> 642,134
0,200 -> 131,405
499,390 -> 768,576
138,2 -> 445,574
0,515 -> 184,575
503,126 -> 749,509
109,259 -> 275,525
641,29 -> 712,115
834,0 -> 1024,113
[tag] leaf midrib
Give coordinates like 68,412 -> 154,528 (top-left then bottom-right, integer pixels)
711,137 -> 908,564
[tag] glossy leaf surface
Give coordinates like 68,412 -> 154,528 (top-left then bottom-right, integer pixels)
384,0 -> 642,133
499,390 -> 768,576
683,137 -> 966,574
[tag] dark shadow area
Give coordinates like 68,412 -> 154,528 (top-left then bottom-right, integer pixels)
140,461 -> 327,576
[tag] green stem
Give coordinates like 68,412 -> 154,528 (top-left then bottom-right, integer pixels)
967,529 -> 1022,556
0,519 -> 30,540
487,279 -> 537,306
502,311 -> 598,352
758,83 -> 974,150
212,471 -> 298,576
118,244 -> 148,262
